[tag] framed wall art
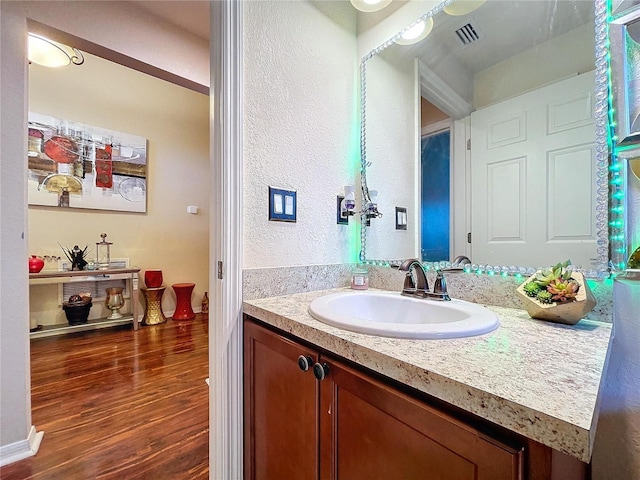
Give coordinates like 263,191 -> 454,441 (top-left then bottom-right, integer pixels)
27,112 -> 148,212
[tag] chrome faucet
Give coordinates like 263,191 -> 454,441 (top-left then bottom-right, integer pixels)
398,259 -> 429,296
441,255 -> 472,272
398,259 -> 451,301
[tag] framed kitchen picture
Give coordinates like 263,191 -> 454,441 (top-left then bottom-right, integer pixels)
610,6 -> 640,146
27,112 -> 148,212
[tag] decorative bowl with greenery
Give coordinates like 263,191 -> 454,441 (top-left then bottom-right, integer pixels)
516,260 -> 596,325
521,260 -> 580,305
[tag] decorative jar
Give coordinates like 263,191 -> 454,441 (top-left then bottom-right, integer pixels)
351,267 -> 369,290
63,294 -> 92,325
29,255 -> 45,273
105,287 -> 125,320
96,233 -> 112,270
144,269 -> 163,288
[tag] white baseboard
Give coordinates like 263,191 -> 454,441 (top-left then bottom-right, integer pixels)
0,426 -> 44,467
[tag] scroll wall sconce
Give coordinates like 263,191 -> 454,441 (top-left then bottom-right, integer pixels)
28,33 -> 85,68
338,185 -> 383,225
337,185 -> 356,224
363,189 -> 382,226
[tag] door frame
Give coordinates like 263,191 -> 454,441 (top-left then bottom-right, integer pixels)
210,1 -> 244,478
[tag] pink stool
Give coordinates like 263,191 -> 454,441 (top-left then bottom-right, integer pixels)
172,283 -> 196,321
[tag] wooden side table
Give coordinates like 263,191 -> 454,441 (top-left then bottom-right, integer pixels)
29,267 -> 141,338
172,283 -> 195,320
141,286 -> 167,325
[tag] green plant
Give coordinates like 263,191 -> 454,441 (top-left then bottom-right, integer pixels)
535,290 -> 553,304
533,260 -> 573,288
523,282 -> 541,297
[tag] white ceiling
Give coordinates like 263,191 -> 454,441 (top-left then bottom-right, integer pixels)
381,0 -> 595,75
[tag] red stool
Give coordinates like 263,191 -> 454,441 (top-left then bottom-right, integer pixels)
172,283 -> 196,321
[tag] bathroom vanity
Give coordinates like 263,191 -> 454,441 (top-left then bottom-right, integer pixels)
243,288 -> 613,479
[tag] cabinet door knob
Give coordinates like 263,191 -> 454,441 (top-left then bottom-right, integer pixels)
297,355 -> 313,372
313,362 -> 329,381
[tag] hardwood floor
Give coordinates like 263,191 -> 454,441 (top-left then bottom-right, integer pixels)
0,315 -> 209,479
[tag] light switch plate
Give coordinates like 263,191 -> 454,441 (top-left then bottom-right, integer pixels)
269,186 -> 297,222
396,207 -> 407,230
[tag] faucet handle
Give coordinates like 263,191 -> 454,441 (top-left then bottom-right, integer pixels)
433,270 -> 446,293
403,272 -> 416,292
432,270 -> 451,301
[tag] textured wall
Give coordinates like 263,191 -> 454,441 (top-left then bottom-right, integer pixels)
364,50 -> 418,261
243,0 -> 358,268
592,276 -> 640,480
0,2 -> 32,454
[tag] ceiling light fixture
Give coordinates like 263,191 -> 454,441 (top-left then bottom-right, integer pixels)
395,17 -> 434,45
350,0 -> 392,13
28,33 -> 85,68
443,0 -> 487,16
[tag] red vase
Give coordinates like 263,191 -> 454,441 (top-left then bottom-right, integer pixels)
29,255 -> 45,273
144,269 -> 163,288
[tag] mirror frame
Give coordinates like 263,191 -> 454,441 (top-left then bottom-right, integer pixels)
358,0 -> 616,279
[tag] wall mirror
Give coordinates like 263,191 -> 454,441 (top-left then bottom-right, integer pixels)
359,0 -> 612,277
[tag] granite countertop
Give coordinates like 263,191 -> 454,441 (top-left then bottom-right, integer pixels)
243,287 -> 614,463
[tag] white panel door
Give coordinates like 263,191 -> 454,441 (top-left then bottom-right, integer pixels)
470,71 -> 596,268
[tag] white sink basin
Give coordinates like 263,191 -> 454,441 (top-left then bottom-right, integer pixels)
308,291 -> 499,339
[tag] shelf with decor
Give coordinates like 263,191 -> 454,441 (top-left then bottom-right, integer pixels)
29,267 -> 141,338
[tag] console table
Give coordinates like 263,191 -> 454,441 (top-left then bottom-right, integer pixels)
29,267 -> 140,338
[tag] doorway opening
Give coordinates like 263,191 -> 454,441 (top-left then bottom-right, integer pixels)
420,129 -> 451,262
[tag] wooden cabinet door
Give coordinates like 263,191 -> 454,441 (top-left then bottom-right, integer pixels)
319,356 -> 524,480
244,319 -> 320,480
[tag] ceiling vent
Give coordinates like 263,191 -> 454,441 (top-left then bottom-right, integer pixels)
454,22 -> 482,46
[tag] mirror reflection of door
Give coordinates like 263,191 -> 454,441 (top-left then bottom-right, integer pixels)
470,71 -> 596,267
421,129 -> 451,261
